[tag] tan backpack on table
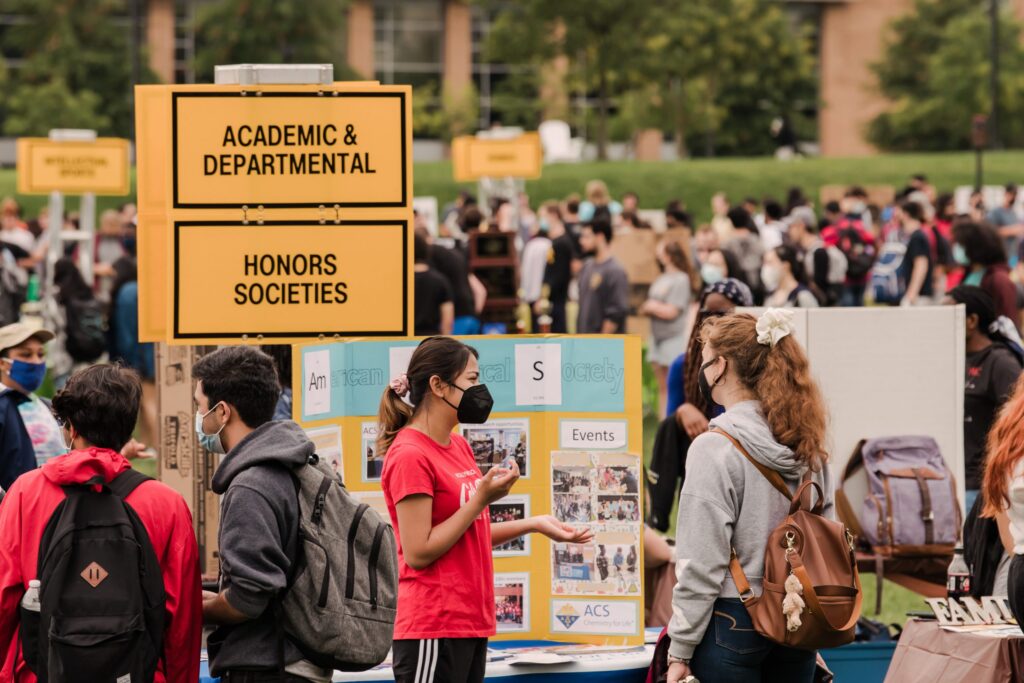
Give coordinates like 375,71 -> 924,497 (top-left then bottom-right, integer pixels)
716,429 -> 863,651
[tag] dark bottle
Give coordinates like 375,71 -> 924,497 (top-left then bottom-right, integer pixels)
946,543 -> 971,599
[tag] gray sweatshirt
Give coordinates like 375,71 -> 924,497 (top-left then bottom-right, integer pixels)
208,420 -> 315,676
667,400 -> 835,660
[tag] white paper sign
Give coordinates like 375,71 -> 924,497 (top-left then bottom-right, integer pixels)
559,420 -> 627,450
389,346 -> 416,382
515,343 -> 562,406
303,350 -> 331,416
551,599 -> 638,635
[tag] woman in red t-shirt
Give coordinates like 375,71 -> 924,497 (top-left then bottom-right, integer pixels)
378,336 -> 591,683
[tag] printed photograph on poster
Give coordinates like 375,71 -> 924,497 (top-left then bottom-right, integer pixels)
303,425 -> 342,474
596,465 -> 639,494
553,494 -> 592,524
462,418 -> 529,477
596,495 -> 640,522
553,543 -> 595,582
550,451 -> 643,597
554,531 -> 642,596
495,573 -> 530,633
491,495 -> 531,556
361,422 -> 383,481
553,466 -> 594,494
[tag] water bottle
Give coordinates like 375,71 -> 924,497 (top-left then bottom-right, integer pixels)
21,579 -> 40,613
946,544 -> 971,600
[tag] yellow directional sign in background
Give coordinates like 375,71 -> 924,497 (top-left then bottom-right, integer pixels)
17,137 -> 130,195
451,132 -> 542,182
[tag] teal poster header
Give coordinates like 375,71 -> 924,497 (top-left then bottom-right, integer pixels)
300,337 -> 626,420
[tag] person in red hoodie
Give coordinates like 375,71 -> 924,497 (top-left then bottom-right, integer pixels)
0,363 -> 201,683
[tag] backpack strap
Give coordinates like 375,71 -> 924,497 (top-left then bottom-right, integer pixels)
711,429 -> 790,499
835,441 -> 868,542
789,549 -> 863,633
713,428 -> 798,602
107,468 -> 153,500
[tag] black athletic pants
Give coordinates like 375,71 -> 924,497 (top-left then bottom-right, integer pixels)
392,638 -> 488,683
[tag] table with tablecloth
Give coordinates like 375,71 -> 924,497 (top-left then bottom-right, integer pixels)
884,618 -> 1024,683
200,636 -> 655,683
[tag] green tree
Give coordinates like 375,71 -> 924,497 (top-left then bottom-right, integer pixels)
869,0 -> 1024,150
483,0 -> 652,160
637,0 -> 817,157
194,0 -> 351,82
3,78 -> 111,136
0,0 -> 141,136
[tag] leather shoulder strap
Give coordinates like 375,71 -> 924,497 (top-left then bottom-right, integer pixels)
841,439 -> 868,483
711,428 -> 791,500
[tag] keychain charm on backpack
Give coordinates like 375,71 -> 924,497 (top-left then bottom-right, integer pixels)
781,532 -> 806,632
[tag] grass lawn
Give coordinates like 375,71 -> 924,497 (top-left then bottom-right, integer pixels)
2,149 -> 1023,222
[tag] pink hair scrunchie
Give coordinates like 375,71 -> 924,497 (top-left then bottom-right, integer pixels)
390,373 -> 410,398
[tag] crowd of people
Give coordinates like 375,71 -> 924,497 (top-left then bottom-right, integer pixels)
3,169 -> 1024,683
415,175 -> 1024,420
0,199 -> 155,449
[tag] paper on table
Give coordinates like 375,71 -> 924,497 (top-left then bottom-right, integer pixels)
508,652 -> 573,666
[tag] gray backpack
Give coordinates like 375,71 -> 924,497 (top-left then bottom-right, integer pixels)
838,436 -> 961,554
281,454 -> 398,671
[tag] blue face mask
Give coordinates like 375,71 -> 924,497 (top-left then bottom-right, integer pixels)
6,359 -> 46,394
195,403 -> 226,455
953,243 -> 970,267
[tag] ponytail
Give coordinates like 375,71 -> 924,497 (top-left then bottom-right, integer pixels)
376,388 -> 414,456
375,336 -> 479,456
701,314 -> 828,470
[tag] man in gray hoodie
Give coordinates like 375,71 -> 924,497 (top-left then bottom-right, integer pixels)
195,346 -> 328,683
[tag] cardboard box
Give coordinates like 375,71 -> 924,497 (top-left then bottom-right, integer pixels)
610,230 -> 660,286
820,184 -> 896,209
156,343 -> 220,580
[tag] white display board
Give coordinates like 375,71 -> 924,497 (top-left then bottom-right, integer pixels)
740,306 -> 966,509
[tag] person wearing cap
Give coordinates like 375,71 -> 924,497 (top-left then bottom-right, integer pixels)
0,322 -> 62,490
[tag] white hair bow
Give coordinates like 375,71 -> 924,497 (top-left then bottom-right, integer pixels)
756,308 -> 796,348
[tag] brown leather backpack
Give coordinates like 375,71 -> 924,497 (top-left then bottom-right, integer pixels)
716,429 -> 863,651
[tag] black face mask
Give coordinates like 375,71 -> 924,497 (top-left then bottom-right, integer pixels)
445,383 -> 494,424
697,357 -> 724,407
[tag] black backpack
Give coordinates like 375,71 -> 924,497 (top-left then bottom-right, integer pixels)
64,298 -> 107,363
21,469 -> 166,683
836,222 -> 877,281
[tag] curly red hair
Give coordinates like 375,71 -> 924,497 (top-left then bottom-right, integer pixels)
701,313 -> 829,470
983,374 -> 1024,517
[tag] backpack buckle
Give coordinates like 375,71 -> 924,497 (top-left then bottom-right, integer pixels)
921,511 -> 934,522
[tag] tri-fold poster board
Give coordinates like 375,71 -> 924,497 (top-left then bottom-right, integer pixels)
292,335 -> 646,645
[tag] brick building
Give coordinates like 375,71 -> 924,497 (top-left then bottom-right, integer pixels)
33,0 -> 1024,156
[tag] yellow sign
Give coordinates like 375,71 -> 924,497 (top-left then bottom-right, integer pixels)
134,82 -> 413,343
173,220 -> 408,340
173,92 -> 407,208
16,138 -> 130,195
452,133 -> 543,182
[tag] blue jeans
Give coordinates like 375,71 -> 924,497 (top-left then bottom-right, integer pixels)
690,599 -> 816,683
840,283 -> 866,307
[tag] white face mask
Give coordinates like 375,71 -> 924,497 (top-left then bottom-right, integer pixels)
761,264 -> 783,292
701,263 -> 725,285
